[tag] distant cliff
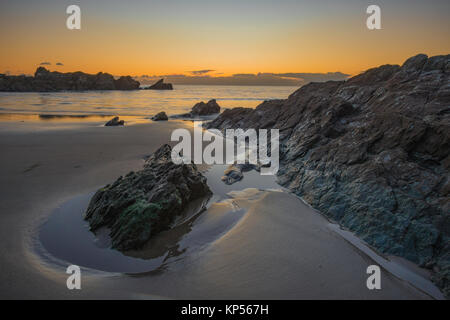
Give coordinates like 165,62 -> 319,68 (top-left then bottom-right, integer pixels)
207,54 -> 450,297
0,67 -> 140,91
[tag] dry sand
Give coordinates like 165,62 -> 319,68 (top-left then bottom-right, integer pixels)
0,118 -> 440,299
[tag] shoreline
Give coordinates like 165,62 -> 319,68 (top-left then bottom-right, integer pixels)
0,118 -> 444,299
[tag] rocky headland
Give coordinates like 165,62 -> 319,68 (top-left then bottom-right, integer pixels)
0,67 -> 140,92
84,144 -> 212,251
206,54 -> 450,296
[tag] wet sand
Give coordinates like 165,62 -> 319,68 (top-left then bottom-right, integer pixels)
0,118 -> 441,299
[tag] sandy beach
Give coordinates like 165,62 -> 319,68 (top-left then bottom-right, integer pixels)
0,117 -> 442,299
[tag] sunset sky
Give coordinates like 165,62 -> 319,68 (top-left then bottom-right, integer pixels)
1,0 -> 449,80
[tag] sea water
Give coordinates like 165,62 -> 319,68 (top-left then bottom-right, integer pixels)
0,85 -> 297,117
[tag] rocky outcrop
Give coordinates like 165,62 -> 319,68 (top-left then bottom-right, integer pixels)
113,76 -> 141,90
104,117 -> 124,126
84,144 -> 212,251
191,99 -> 221,115
174,99 -> 222,118
145,79 -> 173,90
0,67 -> 140,92
151,111 -> 169,121
206,54 -> 450,297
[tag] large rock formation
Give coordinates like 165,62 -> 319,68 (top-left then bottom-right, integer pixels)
206,54 -> 450,296
84,144 -> 212,251
0,67 -> 140,91
144,79 -> 173,90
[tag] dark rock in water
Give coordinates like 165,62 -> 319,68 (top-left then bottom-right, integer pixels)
0,67 -> 140,92
174,99 -> 222,118
207,53 -> 450,297
145,79 -> 173,90
84,144 -> 212,251
105,117 -> 124,126
221,163 -> 258,185
191,99 -> 221,115
151,111 -> 169,121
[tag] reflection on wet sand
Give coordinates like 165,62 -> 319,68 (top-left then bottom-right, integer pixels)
0,113 -> 152,124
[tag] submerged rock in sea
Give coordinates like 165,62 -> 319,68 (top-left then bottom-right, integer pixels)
84,144 -> 212,251
207,53 -> 450,297
104,116 -> 124,126
145,79 -> 173,90
151,111 -> 169,121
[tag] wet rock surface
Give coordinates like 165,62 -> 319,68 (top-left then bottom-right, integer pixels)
221,164 -> 250,185
174,99 -> 222,119
0,67 -> 140,91
191,99 -> 221,115
207,54 -> 450,297
221,163 -> 260,185
151,111 -> 169,121
104,117 -> 125,126
84,144 -> 212,251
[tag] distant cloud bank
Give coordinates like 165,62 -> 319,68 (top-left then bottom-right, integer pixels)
189,69 -> 215,75
38,61 -> 64,67
135,71 -> 350,86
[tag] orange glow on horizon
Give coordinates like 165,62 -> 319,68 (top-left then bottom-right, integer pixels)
1,2 -> 449,78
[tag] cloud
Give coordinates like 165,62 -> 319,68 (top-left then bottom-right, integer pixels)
55,62 -> 64,66
135,71 -> 349,87
39,62 -> 51,66
267,72 -> 350,82
189,69 -> 215,75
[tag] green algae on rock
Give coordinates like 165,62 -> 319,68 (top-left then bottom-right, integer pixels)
84,144 -> 212,251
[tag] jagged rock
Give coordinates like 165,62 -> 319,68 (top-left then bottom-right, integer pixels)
151,111 -> 168,121
105,117 -> 124,126
84,144 -> 212,251
207,53 -> 450,297
145,79 -> 173,90
0,67 -> 140,92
